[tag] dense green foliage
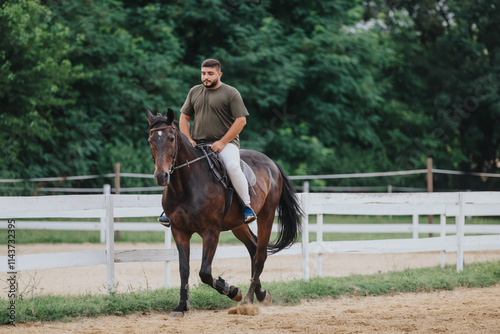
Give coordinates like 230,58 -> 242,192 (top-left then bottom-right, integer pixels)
1,260 -> 499,323
1,0 -> 499,194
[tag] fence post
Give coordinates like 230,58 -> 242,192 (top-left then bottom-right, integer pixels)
105,193 -> 115,294
101,185 -> 111,243
301,192 -> 310,282
303,181 -> 309,193
427,157 -> 434,237
456,193 -> 465,273
114,163 -> 121,241
316,213 -> 323,277
412,214 -> 419,239
440,213 -> 446,268
388,185 -> 392,220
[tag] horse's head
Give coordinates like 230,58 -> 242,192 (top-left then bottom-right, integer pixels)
145,108 -> 178,186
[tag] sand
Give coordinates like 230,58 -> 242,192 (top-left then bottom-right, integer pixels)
1,243 -> 499,333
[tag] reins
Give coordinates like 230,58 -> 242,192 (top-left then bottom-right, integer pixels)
173,150 -> 216,170
150,124 -> 216,185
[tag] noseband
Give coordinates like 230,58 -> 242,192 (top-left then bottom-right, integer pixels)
149,124 -> 216,185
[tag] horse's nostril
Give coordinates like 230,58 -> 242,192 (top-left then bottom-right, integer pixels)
154,172 -> 163,185
153,171 -> 170,186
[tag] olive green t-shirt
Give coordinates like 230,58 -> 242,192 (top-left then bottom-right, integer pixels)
180,83 -> 249,148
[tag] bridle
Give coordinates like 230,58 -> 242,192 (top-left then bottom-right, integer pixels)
149,124 -> 216,185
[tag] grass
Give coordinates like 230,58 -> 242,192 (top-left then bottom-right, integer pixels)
1,260 -> 499,324
2,215 -> 499,324
3,215 -> 500,244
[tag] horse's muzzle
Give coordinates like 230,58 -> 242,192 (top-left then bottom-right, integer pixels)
154,171 -> 171,186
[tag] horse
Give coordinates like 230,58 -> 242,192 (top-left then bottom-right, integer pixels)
145,108 -> 303,318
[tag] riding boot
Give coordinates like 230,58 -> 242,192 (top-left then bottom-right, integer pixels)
158,212 -> 170,227
243,206 -> 257,224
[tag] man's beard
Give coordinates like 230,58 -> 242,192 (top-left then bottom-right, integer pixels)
203,77 -> 219,88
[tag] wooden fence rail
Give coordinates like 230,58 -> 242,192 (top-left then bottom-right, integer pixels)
1,192 -> 500,293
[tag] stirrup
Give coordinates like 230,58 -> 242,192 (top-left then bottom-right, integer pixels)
243,206 -> 257,224
158,212 -> 170,227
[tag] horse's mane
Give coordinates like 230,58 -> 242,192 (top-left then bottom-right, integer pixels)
148,114 -> 173,131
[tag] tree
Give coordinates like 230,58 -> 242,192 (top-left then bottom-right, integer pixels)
2,0 -> 498,193
365,0 -> 500,190
0,0 -> 85,192
50,1 -> 186,184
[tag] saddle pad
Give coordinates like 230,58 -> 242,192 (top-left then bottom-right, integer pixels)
240,160 -> 256,187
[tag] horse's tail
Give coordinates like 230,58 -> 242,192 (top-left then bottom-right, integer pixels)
268,163 -> 304,254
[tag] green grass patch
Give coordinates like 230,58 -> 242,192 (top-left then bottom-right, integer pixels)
1,260 -> 499,324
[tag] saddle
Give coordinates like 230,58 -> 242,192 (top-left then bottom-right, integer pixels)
197,146 -> 256,217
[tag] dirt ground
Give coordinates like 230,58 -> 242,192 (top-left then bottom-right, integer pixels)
5,284 -> 500,334
1,244 -> 500,333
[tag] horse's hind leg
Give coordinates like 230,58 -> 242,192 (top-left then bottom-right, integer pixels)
241,211 -> 274,305
199,229 -> 242,302
232,224 -> 272,305
231,225 -> 257,275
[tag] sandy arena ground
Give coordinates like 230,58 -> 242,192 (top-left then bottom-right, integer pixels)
5,285 -> 500,334
1,243 -> 499,333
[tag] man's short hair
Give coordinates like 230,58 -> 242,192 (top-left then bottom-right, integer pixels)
201,59 -> 221,72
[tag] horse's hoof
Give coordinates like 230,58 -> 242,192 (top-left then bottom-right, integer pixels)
231,288 -> 242,302
258,291 -> 272,306
169,311 -> 184,319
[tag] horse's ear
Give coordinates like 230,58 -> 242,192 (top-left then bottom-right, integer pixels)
145,108 -> 155,124
167,108 -> 175,124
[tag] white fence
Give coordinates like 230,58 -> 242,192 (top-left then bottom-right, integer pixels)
4,165 -> 500,194
1,192 -> 500,293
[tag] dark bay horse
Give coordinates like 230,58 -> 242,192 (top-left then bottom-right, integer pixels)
145,108 -> 302,317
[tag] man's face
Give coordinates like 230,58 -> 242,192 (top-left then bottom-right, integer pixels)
201,67 -> 221,89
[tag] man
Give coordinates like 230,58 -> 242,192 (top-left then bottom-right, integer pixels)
159,59 -> 256,225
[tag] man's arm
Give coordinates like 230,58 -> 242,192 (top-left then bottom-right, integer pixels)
211,116 -> 246,152
179,114 -> 197,147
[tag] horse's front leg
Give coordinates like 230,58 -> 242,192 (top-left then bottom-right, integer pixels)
170,228 -> 192,318
199,230 -> 242,302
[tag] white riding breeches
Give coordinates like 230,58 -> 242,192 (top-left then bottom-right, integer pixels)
219,143 -> 251,205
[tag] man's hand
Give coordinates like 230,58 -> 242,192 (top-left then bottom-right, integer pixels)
210,116 -> 246,153
210,140 -> 226,153
189,139 -> 197,147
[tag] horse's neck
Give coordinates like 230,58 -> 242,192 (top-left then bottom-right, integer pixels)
168,138 -> 208,194
177,136 -> 202,163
